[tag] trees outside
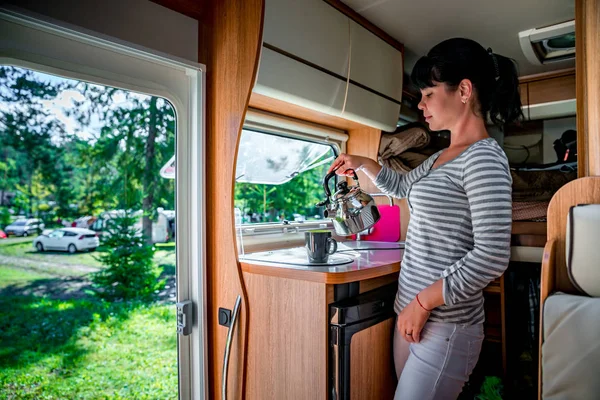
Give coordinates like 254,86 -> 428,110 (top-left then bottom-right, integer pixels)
0,66 -> 72,219
234,161 -> 331,224
1,65 -> 333,234
92,211 -> 161,300
0,66 -> 175,242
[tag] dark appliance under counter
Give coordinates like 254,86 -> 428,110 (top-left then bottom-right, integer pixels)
329,282 -> 398,400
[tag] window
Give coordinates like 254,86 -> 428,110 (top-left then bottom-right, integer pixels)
234,129 -> 337,224
234,110 -> 347,252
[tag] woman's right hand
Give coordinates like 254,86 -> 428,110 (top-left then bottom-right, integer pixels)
327,154 -> 382,180
327,154 -> 368,177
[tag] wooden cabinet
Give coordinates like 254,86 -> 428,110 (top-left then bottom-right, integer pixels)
518,69 -> 576,121
350,318 -> 397,400
242,270 -> 399,399
527,74 -> 576,105
519,69 -> 576,106
519,83 -> 529,108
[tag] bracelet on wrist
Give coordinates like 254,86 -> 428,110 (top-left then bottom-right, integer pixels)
416,293 -> 433,312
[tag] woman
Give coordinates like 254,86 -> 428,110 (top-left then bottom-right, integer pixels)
327,38 -> 521,399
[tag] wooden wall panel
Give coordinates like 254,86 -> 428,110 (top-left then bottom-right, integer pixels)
152,2 -> 264,398
243,273 -> 329,400
346,127 -> 382,195
580,0 -> 600,176
249,92 -> 365,131
345,127 -> 413,239
199,1 -> 265,399
576,0 -> 588,177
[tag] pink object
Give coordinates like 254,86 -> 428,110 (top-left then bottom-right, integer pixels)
352,204 -> 401,242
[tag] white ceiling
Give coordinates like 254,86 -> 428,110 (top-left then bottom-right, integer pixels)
342,0 -> 575,77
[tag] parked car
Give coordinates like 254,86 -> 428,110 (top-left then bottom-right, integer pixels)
0,230 -> 6,239
4,218 -> 45,237
33,227 -> 99,253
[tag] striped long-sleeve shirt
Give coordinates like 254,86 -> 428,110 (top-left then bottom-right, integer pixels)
374,138 -> 512,325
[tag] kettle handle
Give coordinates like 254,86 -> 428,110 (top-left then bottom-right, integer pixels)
323,168 -> 359,198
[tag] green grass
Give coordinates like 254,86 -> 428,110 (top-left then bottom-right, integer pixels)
0,290 -> 177,399
0,237 -> 34,247
0,241 -> 104,268
0,241 -> 176,273
0,238 -> 178,399
0,265 -> 52,288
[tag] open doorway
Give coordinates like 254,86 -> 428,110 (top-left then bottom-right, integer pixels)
0,9 -> 207,400
0,64 -> 178,399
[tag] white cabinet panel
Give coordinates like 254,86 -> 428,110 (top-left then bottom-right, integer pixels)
343,82 -> 400,132
263,0 -> 350,77
524,99 -> 576,121
349,20 -> 403,103
255,46 -> 346,117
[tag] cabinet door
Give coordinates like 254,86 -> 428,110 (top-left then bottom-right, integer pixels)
519,82 -> 529,107
263,0 -> 350,77
349,20 -> 403,103
343,81 -> 400,131
255,46 -> 347,117
350,318 -> 397,400
528,75 -> 576,105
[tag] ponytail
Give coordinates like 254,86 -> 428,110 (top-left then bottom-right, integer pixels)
488,52 -> 523,127
411,38 -> 523,129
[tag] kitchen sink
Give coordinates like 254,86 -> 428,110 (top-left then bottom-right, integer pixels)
239,241 -> 404,267
239,246 -> 354,266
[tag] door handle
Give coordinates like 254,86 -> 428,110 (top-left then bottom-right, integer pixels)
221,294 -> 242,400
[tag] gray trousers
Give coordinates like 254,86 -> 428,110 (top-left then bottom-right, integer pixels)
393,320 -> 484,400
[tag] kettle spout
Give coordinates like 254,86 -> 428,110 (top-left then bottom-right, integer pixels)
316,199 -> 337,218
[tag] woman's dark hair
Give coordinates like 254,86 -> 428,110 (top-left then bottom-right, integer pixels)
411,38 -> 523,128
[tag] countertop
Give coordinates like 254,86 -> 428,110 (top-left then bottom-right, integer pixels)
239,241 -> 403,284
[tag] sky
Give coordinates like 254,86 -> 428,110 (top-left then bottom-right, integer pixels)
1,66 -> 152,144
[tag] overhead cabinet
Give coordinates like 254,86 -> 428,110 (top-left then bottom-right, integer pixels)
255,0 -> 404,132
261,0 -> 350,77
519,72 -> 576,120
348,19 -> 403,104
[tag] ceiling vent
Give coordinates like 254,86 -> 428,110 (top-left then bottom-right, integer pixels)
519,20 -> 575,65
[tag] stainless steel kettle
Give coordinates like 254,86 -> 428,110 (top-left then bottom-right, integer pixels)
316,169 -> 380,236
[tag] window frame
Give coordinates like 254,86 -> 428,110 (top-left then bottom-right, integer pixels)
236,109 -> 347,252
0,8 -> 207,399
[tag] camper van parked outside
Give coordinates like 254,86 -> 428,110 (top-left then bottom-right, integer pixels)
91,208 -> 172,244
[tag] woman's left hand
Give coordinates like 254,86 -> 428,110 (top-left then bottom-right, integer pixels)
396,297 -> 430,343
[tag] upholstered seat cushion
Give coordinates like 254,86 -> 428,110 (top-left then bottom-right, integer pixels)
566,204 -> 600,296
542,293 -> 600,399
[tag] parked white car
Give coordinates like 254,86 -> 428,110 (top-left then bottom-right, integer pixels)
33,228 -> 99,253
